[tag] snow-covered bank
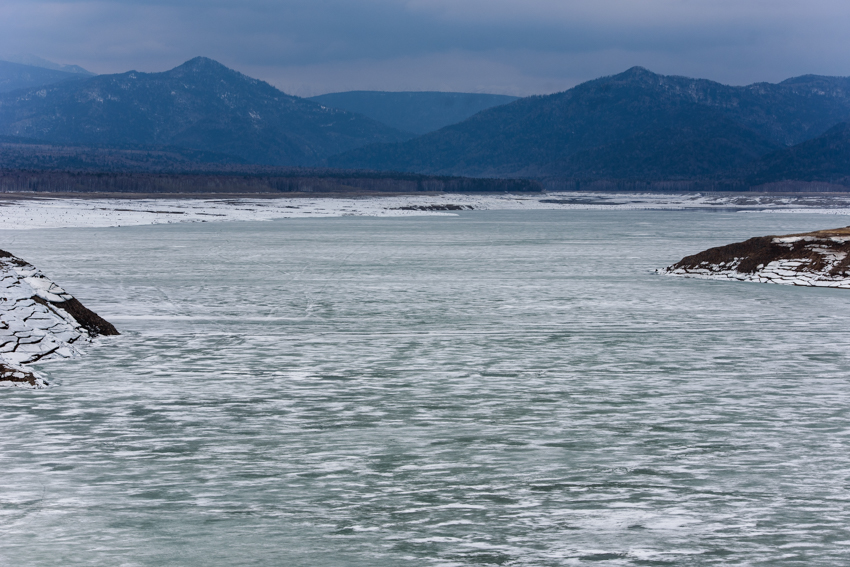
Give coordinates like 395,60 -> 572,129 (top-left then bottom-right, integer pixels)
0,250 -> 119,387
3,192 -> 850,230
663,227 -> 850,288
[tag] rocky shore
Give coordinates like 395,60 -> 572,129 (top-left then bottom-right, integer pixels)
0,249 -> 118,388
664,227 -> 850,288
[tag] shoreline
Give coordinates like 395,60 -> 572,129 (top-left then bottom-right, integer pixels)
663,226 -> 850,289
3,191 -> 850,231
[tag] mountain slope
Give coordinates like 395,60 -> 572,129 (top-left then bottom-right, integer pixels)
0,57 -> 410,166
746,122 -> 850,185
544,113 -> 780,179
309,91 -> 518,135
328,67 -> 850,178
0,60 -> 89,93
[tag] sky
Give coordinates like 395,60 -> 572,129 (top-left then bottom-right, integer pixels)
1,0 -> 849,97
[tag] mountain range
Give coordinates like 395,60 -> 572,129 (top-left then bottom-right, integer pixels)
329,67 -> 850,180
1,58 -> 849,187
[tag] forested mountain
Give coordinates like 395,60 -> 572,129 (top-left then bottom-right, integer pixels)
0,60 -> 90,93
3,61 -> 849,184
746,122 -> 850,185
309,91 -> 518,135
328,67 -> 850,179
0,57 -> 410,166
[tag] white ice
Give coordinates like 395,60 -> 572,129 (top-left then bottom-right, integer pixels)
2,192 -> 850,231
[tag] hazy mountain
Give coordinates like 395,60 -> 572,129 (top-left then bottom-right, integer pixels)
746,122 -> 850,185
0,60 -> 90,93
328,67 -> 850,179
0,57 -> 411,166
309,91 -> 518,135
1,55 -> 93,75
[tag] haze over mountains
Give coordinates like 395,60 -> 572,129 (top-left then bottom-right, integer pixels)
0,57 -> 848,187
0,59 -> 93,94
308,91 -> 518,135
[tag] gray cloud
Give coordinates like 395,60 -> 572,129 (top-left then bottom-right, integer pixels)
0,0 -> 848,95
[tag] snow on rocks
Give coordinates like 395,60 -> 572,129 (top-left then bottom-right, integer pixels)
0,249 -> 118,388
663,226 -> 850,289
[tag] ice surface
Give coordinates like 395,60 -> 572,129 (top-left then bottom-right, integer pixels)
2,209 -> 850,565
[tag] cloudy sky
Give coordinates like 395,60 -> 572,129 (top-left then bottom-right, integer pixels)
1,0 -> 848,96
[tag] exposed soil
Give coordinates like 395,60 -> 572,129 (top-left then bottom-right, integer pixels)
670,226 -> 850,276
31,295 -> 119,337
0,362 -> 44,387
390,204 -> 473,211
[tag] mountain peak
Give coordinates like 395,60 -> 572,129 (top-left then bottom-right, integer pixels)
617,66 -> 658,79
0,57 -> 411,166
177,56 -> 226,69
780,74 -> 835,85
164,57 -> 252,83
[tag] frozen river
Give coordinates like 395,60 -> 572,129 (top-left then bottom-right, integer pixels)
2,208 -> 850,565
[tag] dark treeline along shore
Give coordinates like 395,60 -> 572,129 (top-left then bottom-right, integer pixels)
0,168 -> 542,195
0,57 -> 849,193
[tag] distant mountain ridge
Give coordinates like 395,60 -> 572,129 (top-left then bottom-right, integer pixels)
0,57 -> 410,166
309,91 -> 518,135
2,61 -> 850,186
0,60 -> 91,94
329,67 -> 850,179
1,54 -> 93,75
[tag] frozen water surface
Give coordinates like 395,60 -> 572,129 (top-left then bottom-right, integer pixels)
2,209 -> 850,565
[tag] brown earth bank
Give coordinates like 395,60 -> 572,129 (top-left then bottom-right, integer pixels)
665,227 -> 850,288
390,204 -> 474,211
1,248 -> 119,388
30,295 -> 119,337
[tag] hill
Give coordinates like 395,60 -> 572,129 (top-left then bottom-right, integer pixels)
308,91 -> 518,135
328,67 -> 850,179
0,57 -> 410,166
0,60 -> 90,93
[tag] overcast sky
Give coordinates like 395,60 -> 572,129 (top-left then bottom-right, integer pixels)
1,0 -> 849,96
